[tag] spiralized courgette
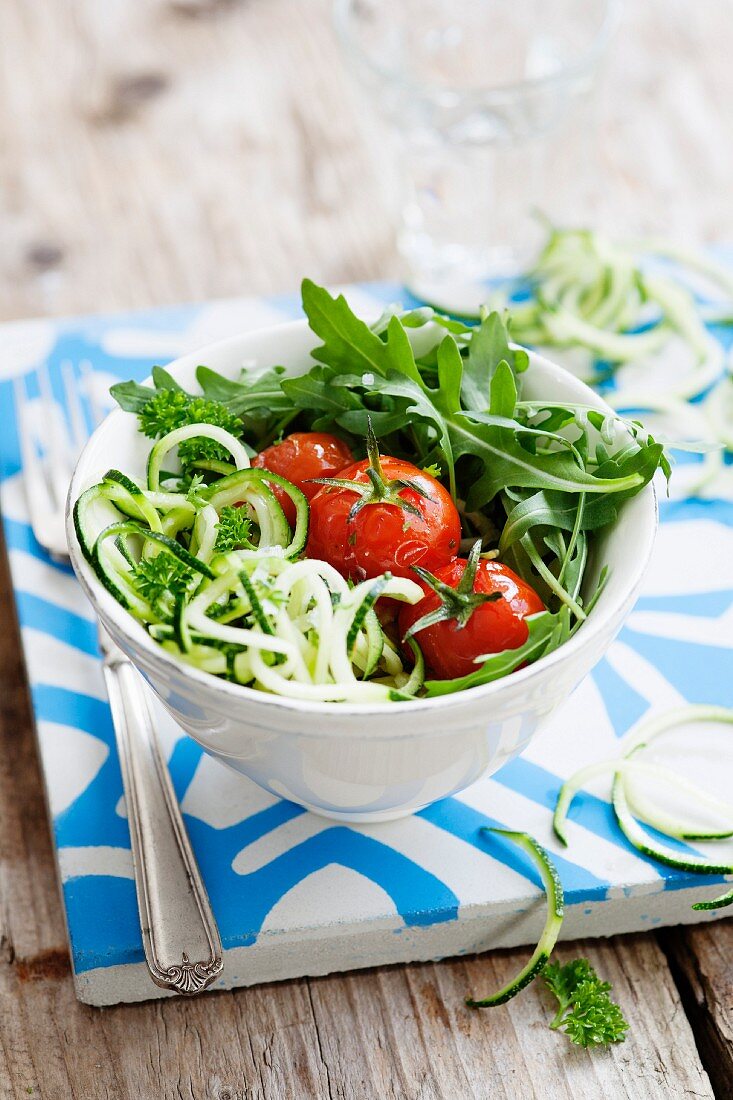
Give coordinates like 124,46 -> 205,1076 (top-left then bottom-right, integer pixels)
74,423 -> 425,702
554,706 -> 733,910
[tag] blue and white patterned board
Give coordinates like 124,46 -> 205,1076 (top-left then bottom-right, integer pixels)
1,278 -> 732,1006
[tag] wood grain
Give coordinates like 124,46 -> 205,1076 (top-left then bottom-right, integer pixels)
661,924 -> 733,1100
306,937 -> 717,1100
0,0 -> 731,1096
0,0 -> 732,326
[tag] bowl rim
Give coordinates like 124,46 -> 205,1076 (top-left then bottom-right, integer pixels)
66,317 -> 658,718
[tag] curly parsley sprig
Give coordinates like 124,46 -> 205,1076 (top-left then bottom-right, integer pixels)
137,387 -> 246,475
543,958 -> 629,1048
131,554 -> 194,622
138,388 -> 191,438
214,505 -> 253,553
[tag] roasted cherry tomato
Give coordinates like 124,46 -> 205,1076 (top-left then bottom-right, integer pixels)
306,429 -> 461,581
253,432 -> 352,526
398,543 -> 544,680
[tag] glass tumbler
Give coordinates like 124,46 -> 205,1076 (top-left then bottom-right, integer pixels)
334,0 -> 618,295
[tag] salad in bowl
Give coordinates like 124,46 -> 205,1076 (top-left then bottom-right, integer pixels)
67,282 -> 663,819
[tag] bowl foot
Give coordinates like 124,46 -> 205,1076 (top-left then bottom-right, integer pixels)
300,802 -> 424,824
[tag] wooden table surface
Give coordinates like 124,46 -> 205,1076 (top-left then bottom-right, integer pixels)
1,2 -> 731,1098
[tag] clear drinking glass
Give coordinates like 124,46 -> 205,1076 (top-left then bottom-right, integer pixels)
334,0 -> 618,295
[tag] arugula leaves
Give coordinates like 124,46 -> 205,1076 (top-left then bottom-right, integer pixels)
302,279 -> 413,378
462,310 -> 529,411
197,364 -> 292,419
301,284 -> 662,511
543,958 -> 629,1047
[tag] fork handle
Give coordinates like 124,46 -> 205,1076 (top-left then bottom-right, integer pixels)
102,653 -> 223,995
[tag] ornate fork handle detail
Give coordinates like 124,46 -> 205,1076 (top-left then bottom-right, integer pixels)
101,629 -> 223,995
161,952 -> 222,996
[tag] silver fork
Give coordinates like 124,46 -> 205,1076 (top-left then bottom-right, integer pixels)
13,361 -> 223,997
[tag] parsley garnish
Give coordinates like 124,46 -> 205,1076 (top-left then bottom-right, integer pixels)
138,389 -> 191,438
543,958 -> 629,1048
214,506 -> 252,553
138,389 -> 245,474
132,554 -> 194,620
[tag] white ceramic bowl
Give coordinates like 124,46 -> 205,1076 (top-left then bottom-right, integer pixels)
66,319 -> 657,822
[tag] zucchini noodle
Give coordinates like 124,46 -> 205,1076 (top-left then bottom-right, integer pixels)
74,424 -> 424,702
554,706 -> 733,910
